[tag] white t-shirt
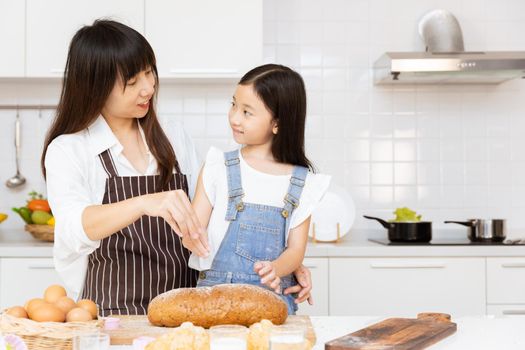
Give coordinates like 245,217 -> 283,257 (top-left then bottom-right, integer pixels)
45,115 -> 201,299
189,147 -> 331,271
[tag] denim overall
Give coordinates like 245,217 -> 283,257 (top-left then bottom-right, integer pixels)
197,150 -> 308,314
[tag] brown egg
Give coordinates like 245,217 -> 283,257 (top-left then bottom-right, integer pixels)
54,296 -> 77,314
76,299 -> 98,319
66,307 -> 93,322
29,304 -> 66,322
25,298 -> 48,314
6,306 -> 28,318
43,285 -> 67,303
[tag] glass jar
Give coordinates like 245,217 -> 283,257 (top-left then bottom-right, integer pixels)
269,324 -> 307,350
209,324 -> 248,350
72,332 -> 110,350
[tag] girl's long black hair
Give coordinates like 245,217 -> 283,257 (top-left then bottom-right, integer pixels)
239,64 -> 314,171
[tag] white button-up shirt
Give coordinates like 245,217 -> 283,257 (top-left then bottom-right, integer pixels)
45,115 -> 200,299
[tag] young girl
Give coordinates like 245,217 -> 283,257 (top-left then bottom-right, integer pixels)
183,64 -> 330,314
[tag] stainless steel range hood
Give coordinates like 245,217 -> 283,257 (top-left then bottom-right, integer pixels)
374,10 -> 525,85
374,51 -> 525,84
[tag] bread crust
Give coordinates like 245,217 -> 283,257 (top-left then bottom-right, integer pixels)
147,284 -> 288,328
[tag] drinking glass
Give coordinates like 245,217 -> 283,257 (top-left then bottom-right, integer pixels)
72,332 -> 110,350
269,324 -> 307,350
209,324 -> 248,350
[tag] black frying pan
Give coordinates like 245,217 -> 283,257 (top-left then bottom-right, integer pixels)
364,215 -> 432,242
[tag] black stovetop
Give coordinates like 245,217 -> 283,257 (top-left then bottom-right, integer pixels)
369,238 -> 525,246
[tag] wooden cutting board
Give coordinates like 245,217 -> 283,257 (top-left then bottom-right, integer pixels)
104,315 -> 316,345
325,313 -> 456,350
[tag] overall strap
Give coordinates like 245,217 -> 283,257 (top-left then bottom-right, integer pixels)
224,150 -> 244,221
282,166 -> 309,235
98,149 -> 119,177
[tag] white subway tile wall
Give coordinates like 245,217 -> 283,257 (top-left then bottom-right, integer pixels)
1,0 -> 525,237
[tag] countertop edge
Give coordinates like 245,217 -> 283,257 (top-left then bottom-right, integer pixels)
1,229 -> 525,258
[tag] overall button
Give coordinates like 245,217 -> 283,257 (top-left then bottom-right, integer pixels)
199,271 -> 206,279
236,202 -> 244,211
282,209 -> 289,218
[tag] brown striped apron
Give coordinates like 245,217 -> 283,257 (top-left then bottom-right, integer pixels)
81,149 -> 198,316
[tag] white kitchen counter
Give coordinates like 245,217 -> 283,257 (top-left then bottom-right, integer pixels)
1,229 -> 525,257
310,316 -> 525,350
305,236 -> 525,257
108,315 -> 525,350
0,230 -> 54,257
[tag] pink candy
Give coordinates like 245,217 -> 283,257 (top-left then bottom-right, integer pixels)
103,317 -> 120,330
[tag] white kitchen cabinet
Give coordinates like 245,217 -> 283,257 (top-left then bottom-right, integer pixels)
145,0 -> 262,79
0,258 -> 62,309
0,0 -> 25,77
26,0 -> 144,77
487,258 -> 525,304
487,304 -> 525,316
296,258 -> 329,316
329,258 -> 486,317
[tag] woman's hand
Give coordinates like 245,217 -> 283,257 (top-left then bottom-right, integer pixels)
283,264 -> 313,305
140,190 -> 209,253
254,261 -> 281,294
182,231 -> 209,258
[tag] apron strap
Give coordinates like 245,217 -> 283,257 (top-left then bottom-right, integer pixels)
224,150 -> 244,221
282,166 -> 309,235
99,149 -> 119,177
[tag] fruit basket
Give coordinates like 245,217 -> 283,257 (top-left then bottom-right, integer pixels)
0,313 -> 102,350
12,191 -> 55,242
25,224 -> 54,242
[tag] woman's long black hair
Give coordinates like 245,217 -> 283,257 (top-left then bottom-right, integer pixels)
239,64 -> 314,171
41,19 -> 178,190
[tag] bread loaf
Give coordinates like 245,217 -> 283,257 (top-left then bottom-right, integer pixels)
147,284 -> 288,328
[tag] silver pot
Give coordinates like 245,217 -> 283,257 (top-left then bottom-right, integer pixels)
444,219 -> 506,242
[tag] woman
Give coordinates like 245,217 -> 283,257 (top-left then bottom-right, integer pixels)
41,19 -> 312,316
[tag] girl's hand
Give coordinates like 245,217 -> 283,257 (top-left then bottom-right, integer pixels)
284,264 -> 313,305
140,190 -> 208,249
254,261 -> 281,294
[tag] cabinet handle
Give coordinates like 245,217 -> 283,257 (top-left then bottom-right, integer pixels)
304,266 -> 318,270
502,310 -> 525,315
50,69 -> 64,74
370,263 -> 446,269
501,263 -> 525,268
169,68 -> 238,75
28,265 -> 55,270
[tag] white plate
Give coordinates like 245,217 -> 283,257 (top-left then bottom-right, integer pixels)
308,183 -> 355,242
